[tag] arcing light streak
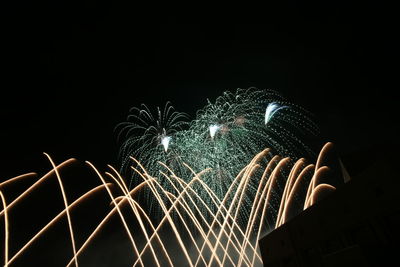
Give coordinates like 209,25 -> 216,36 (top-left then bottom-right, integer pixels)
0,172 -> 36,187
7,184 -> 111,265
117,102 -> 189,189
0,142 -> 341,266
265,102 -> 287,125
0,190 -> 8,267
44,153 -> 79,267
0,159 -> 75,217
118,88 -> 320,226
85,161 -> 145,267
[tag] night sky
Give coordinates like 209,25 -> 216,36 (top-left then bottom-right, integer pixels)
1,1 -> 396,265
2,2 -> 396,178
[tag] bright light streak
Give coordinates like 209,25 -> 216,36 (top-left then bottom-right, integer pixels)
265,102 -> 287,125
209,124 -> 221,139
161,136 -> 172,152
0,191 -> 8,267
1,139 -> 340,266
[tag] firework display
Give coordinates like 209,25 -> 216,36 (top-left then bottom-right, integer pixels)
0,143 -> 340,266
0,88 -> 344,266
117,88 -> 320,222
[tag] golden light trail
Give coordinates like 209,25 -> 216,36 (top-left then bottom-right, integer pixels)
130,198 -> 174,267
275,158 -> 305,228
65,181 -> 150,267
0,159 -> 75,217
251,158 -> 290,266
195,161 -> 263,266
108,165 -> 174,266
280,164 -> 315,226
305,166 -> 331,209
0,190 -> 9,267
1,143 -> 342,266
131,165 -> 197,267
0,172 -> 36,187
209,150 -> 269,267
8,184 -> 112,265
105,171 -> 164,267
237,155 -> 285,266
309,183 -> 336,206
85,161 -> 145,267
171,165 -> 256,266
219,162 -> 261,267
44,153 -> 79,267
158,164 -> 249,266
156,164 -> 257,267
158,171 -> 224,266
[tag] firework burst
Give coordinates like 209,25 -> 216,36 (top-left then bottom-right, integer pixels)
116,102 -> 189,183
0,142 -> 342,266
118,88 -> 320,225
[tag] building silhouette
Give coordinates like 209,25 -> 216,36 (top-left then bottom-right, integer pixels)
259,150 -> 399,266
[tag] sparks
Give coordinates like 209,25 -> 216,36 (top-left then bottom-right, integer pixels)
209,124 -> 221,139
0,143 -> 341,266
117,88 -> 320,223
161,136 -> 172,152
265,102 -> 287,125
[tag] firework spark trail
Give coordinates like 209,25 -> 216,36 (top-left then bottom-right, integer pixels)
164,192 -> 230,266
130,163 -> 196,267
131,161 -> 255,267
118,88 -> 320,227
8,184 -> 111,265
106,166 -> 174,266
275,164 -> 314,228
247,157 -> 291,267
104,171 -> 163,267
159,167 -> 251,266
176,175 -> 257,266
219,161 -> 262,266
158,170 -> 234,266
132,158 -> 239,265
285,159 -> 306,202
150,175 -> 212,266
192,166 -> 249,266
0,159 -> 75,217
305,167 -> 331,209
85,161 -> 145,267
304,142 -> 335,209
194,165 -> 262,266
117,102 -> 189,190
138,164 -> 249,267
0,173 -> 37,187
309,184 -> 336,207
236,155 -> 282,266
1,91 -> 332,266
208,150 -> 269,266
281,164 -> 315,224
1,142 -> 341,266
275,158 -> 305,228
129,178 -> 203,266
65,180 -> 151,267
178,163 -> 260,264
44,153 -> 79,267
166,165 -> 261,266
0,190 -> 8,267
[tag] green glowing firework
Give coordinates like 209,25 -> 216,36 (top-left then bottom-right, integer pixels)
117,88 -> 320,224
116,102 -> 189,188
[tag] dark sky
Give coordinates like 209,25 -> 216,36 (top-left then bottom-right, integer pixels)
0,2 -> 397,266
1,2 -> 395,179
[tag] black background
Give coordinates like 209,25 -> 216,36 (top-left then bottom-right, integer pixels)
1,1 -> 397,265
1,1 -> 396,178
